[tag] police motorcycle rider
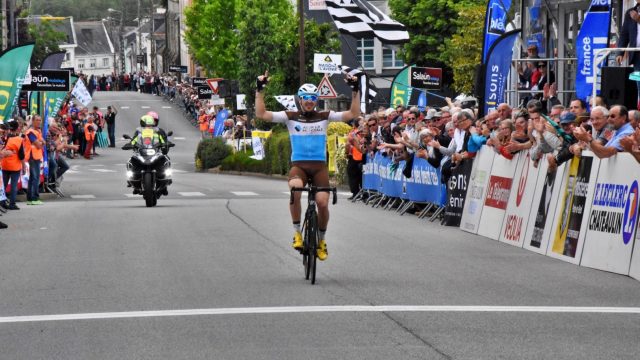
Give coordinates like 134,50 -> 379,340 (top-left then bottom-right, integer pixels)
145,111 -> 169,154
255,70 -> 361,261
123,114 -> 175,197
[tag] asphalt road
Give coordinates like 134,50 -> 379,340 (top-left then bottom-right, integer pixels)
0,91 -> 639,359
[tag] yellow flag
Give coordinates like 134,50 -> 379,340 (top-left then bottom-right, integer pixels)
327,134 -> 337,172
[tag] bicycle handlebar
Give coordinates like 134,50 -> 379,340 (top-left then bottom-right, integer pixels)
289,186 -> 337,205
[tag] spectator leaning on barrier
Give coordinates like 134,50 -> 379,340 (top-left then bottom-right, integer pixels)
574,105 -> 635,159
547,112 -> 579,171
528,106 -> 563,167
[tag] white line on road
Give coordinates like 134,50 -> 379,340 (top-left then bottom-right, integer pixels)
231,191 -> 258,196
70,195 -> 96,199
173,137 -> 186,140
162,106 -> 172,109
124,194 -> 143,198
91,169 -> 117,173
1,305 -> 639,324
121,106 -> 130,109
141,106 -> 150,109
178,192 -> 205,197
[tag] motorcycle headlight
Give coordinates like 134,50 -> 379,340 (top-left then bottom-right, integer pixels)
126,170 -> 134,179
143,149 -> 156,156
164,168 -> 173,177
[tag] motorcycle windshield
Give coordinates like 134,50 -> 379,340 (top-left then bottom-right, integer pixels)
139,128 -> 157,148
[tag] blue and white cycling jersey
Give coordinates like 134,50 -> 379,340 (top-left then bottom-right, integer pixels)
272,111 -> 344,162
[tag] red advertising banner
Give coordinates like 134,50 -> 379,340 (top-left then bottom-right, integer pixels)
485,175 -> 513,210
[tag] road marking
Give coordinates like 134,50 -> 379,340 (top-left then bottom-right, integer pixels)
178,192 -> 205,197
231,191 -> 258,196
87,164 -> 105,167
172,169 -> 187,173
70,195 -> 96,199
162,106 -> 172,109
338,192 -> 351,196
1,305 -> 639,324
121,106 -> 130,109
141,106 -> 150,109
173,137 -> 186,140
124,194 -> 143,198
91,169 -> 117,173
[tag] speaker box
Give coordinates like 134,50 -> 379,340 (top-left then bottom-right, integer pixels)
601,67 -> 636,109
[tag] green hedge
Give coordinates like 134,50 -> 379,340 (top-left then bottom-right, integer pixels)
195,138 -> 233,170
220,150 -> 265,172
263,130 -> 291,176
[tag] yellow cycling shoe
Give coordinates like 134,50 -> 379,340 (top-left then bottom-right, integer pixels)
317,239 -> 328,261
292,231 -> 303,250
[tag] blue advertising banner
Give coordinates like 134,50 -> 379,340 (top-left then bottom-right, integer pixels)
214,109 -> 228,137
482,0 -> 512,64
575,0 -> 612,101
484,29 -> 521,116
360,153 -> 446,206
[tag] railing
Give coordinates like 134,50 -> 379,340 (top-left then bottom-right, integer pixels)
509,57 -> 577,108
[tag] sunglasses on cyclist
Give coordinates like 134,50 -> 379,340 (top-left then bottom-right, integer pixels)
300,94 -> 318,101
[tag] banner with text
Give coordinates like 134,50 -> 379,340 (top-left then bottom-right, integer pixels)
444,160 -> 473,227
574,0 -> 611,101
460,147 -> 494,234
477,154 -> 520,240
0,43 -> 34,121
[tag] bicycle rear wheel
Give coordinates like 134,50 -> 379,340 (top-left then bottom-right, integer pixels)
308,211 -> 318,285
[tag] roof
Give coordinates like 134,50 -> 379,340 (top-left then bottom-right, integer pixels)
17,16 -> 76,46
74,21 -> 114,56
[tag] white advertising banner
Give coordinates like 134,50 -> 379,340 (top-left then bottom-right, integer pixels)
460,147 -> 494,234
499,152 -> 539,247
523,158 -> 566,254
476,153 -> 520,240
581,154 -> 640,275
546,153 -> 600,265
313,53 -> 343,74
309,0 -> 327,10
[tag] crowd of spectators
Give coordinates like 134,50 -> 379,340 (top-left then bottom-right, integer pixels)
85,72 -> 177,98
345,83 -> 640,203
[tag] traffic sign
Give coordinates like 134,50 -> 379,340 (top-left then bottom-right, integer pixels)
313,53 -> 342,74
317,75 -> 337,99
206,78 -> 224,96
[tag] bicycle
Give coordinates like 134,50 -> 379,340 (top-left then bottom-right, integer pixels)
289,182 -> 337,284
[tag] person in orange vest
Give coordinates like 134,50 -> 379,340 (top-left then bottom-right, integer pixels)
198,108 -> 209,139
25,115 -> 45,205
83,115 -> 97,160
346,118 -> 365,200
1,119 -> 24,211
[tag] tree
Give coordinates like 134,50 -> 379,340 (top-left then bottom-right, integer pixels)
184,0 -> 243,79
27,20 -> 67,67
440,1 -> 485,94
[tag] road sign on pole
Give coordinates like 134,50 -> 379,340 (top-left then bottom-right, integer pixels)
318,75 -> 337,99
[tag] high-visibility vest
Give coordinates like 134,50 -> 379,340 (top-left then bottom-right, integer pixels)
84,123 -> 96,141
1,136 -> 24,171
348,130 -> 363,161
24,128 -> 43,161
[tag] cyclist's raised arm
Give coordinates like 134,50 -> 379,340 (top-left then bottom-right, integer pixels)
255,71 -> 274,122
341,75 -> 361,121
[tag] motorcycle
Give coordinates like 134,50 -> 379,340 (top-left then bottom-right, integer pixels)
122,130 -> 175,207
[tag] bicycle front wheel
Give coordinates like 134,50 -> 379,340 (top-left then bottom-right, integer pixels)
308,211 -> 318,285
303,219 -> 311,280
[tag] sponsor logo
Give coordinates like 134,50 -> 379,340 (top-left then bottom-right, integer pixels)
488,2 -> 507,35
622,181 -> 639,244
504,215 -> 523,241
516,154 -> 530,207
484,175 -> 512,210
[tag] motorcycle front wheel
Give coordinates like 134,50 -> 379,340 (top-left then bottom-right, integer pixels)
144,173 -> 155,207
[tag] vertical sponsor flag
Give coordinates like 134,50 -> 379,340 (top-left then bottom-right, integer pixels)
389,64 -> 414,108
71,78 -> 92,106
575,0 -> 612,101
483,29 -> 521,116
40,51 -> 66,70
325,0 -> 409,45
482,0 -> 512,64
214,109 -> 228,137
42,92 -> 50,177
0,43 -> 35,121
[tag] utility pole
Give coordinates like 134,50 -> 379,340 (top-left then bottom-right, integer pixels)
9,0 -> 15,46
1,0 -> 7,50
150,0 -> 155,73
137,0 -> 141,70
298,0 -> 305,84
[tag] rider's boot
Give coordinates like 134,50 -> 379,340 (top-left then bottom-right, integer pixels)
317,239 -> 328,261
292,231 -> 303,251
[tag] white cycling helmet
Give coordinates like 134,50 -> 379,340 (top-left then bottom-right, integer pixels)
297,83 -> 319,98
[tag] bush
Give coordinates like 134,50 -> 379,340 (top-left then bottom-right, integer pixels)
196,138 -> 232,170
327,122 -> 352,137
263,130 -> 291,176
220,150 -> 265,172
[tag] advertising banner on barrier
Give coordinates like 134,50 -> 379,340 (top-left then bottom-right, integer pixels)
499,152 -> 540,247
460,147 -> 494,234
406,157 -> 444,204
477,155 -> 520,240
444,160 -> 473,227
581,154 -> 639,275
363,154 -> 376,190
548,154 -> 599,264
523,160 -> 567,254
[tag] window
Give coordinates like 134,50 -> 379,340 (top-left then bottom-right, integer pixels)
103,58 -> 109,67
357,38 -> 375,69
78,59 -> 85,69
383,47 -> 404,68
90,58 -> 96,68
64,52 -> 70,61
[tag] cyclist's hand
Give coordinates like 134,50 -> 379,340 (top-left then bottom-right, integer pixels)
345,74 -> 360,92
256,70 -> 269,92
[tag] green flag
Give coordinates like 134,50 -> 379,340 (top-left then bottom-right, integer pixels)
0,43 -> 35,122
389,64 -> 415,108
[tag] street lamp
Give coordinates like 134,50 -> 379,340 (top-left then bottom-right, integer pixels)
108,8 -> 125,75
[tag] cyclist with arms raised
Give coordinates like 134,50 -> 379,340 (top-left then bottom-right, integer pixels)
255,71 -> 361,261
